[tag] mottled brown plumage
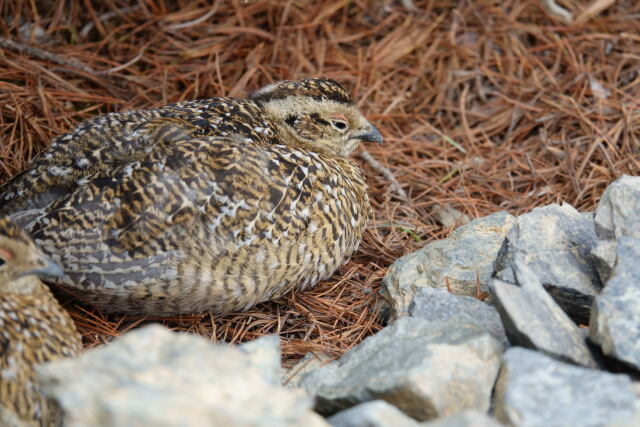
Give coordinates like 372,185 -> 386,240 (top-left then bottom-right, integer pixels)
0,218 -> 82,427
0,78 -> 382,315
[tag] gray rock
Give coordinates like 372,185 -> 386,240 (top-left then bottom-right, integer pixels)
592,175 -> 640,281
494,203 -> 601,324
590,237 -> 640,370
490,259 -> 597,367
238,335 -> 281,386
594,175 -> 640,241
327,400 -> 419,427
408,287 -> 507,346
382,211 -> 515,318
301,317 -> 503,421
422,411 -> 504,427
494,347 -> 639,427
305,412 -> 335,427
592,240 -> 617,284
284,352 -> 333,389
432,204 -> 471,228
37,324 -> 323,427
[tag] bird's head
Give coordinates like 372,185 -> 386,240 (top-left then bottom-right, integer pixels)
0,217 -> 64,292
250,78 -> 383,157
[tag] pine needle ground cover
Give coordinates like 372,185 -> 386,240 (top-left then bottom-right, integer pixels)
1,0 -> 638,365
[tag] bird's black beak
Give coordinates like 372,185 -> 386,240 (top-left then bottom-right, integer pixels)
18,258 -> 65,279
354,124 -> 383,144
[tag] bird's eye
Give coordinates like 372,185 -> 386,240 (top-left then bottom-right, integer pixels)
331,119 -> 348,132
0,249 -> 12,267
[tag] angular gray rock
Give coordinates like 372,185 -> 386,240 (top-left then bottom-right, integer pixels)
238,335 -> 281,386
590,237 -> 640,370
301,317 -> 503,421
408,287 -> 507,346
284,352 -> 333,389
591,240 -> 617,284
37,325 -> 325,427
592,175 -> 640,281
494,203 -> 601,324
422,411 -> 504,427
494,347 -> 639,427
382,211 -> 515,318
327,400 -> 419,427
594,175 -> 640,240
490,259 -> 597,368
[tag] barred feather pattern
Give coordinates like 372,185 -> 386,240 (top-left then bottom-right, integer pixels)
29,125 -> 369,314
0,78 -> 377,315
0,98 -> 276,218
0,280 -> 82,427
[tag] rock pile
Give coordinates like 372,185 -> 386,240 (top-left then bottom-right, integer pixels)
36,175 -> 640,426
37,325 -> 326,427
300,317 -> 502,420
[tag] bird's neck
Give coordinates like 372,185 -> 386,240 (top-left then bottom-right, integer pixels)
1,275 -> 45,295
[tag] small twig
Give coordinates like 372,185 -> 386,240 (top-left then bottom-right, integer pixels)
358,150 -> 408,201
98,46 -> 147,75
576,0 -> 617,23
0,36 -> 98,75
166,3 -> 220,31
80,5 -> 141,38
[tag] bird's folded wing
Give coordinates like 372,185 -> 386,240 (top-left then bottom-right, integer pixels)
0,116 -> 212,219
27,126 -> 323,278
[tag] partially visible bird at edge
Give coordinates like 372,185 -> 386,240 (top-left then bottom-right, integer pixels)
0,217 -> 82,427
0,78 -> 383,316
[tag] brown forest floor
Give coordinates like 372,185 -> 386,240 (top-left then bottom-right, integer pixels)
0,0 -> 639,365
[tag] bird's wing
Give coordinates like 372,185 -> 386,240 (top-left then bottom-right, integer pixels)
0,116 -> 204,221
28,124 -> 326,289
0,100 -> 273,220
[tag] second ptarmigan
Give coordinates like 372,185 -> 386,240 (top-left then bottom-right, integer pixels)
0,78 -> 383,315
